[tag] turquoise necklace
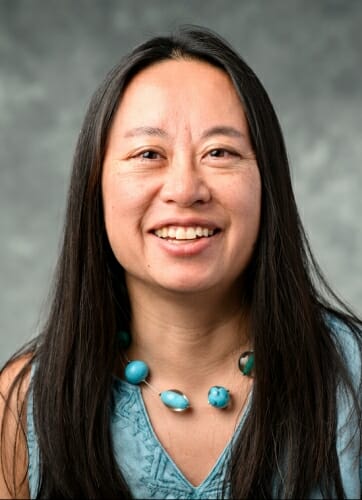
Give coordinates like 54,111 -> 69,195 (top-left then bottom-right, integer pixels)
118,330 -> 254,413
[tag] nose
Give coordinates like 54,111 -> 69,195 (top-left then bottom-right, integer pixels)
159,155 -> 211,207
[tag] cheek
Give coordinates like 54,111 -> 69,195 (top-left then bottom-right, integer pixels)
102,172 -> 161,265
228,174 -> 261,271
103,172 -> 152,223
102,177 -> 138,255
226,169 -> 261,223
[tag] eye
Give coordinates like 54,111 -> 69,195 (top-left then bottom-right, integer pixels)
208,148 -> 237,158
137,150 -> 162,160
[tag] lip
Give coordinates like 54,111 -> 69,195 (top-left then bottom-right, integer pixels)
151,231 -> 220,257
149,217 -> 221,232
149,218 -> 221,257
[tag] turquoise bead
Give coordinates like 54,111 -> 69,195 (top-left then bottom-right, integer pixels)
239,351 -> 255,376
117,330 -> 131,349
125,360 -> 149,385
160,390 -> 190,411
208,386 -> 230,409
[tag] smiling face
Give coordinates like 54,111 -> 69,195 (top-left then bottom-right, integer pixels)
102,58 -> 261,297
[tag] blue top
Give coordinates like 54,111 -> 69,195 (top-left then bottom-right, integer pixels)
27,316 -> 362,499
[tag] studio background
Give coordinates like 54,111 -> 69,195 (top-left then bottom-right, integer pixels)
1,0 -> 361,365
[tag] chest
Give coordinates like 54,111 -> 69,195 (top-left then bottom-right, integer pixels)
140,388 -> 246,486
111,379 -> 253,498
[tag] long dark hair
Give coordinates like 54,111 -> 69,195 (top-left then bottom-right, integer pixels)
1,25 -> 361,498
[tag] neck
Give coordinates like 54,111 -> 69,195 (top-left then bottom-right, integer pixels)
124,278 -> 251,392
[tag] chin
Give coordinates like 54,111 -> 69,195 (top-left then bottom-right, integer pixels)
163,284 -> 211,294
155,275 -> 220,295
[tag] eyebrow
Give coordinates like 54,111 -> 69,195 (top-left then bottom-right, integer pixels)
123,126 -> 168,138
200,126 -> 246,140
123,125 -> 246,140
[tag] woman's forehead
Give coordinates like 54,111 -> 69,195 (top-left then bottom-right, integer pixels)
109,58 -> 251,144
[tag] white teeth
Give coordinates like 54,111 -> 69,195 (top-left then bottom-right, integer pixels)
175,227 -> 186,240
154,225 -> 216,240
185,227 -> 196,239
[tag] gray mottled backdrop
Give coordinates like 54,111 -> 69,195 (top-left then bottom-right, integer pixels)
1,0 -> 361,365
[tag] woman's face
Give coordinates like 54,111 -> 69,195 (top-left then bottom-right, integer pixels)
102,59 -> 261,296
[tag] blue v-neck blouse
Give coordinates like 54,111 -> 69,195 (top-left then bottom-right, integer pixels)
27,316 -> 362,499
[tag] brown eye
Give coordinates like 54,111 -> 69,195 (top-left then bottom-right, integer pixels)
210,149 -> 225,157
140,150 -> 160,160
209,149 -> 235,158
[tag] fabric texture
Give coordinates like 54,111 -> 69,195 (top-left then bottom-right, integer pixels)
27,316 -> 362,499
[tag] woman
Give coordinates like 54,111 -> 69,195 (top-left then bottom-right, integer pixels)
1,25 -> 361,499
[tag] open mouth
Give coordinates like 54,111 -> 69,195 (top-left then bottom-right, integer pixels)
153,225 -> 220,241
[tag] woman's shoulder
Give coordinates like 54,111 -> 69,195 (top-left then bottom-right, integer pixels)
322,312 -> 362,496
0,354 -> 33,499
0,354 -> 34,411
0,349 -> 33,413
325,310 -> 362,335
324,310 -> 362,379
0,354 -> 32,391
